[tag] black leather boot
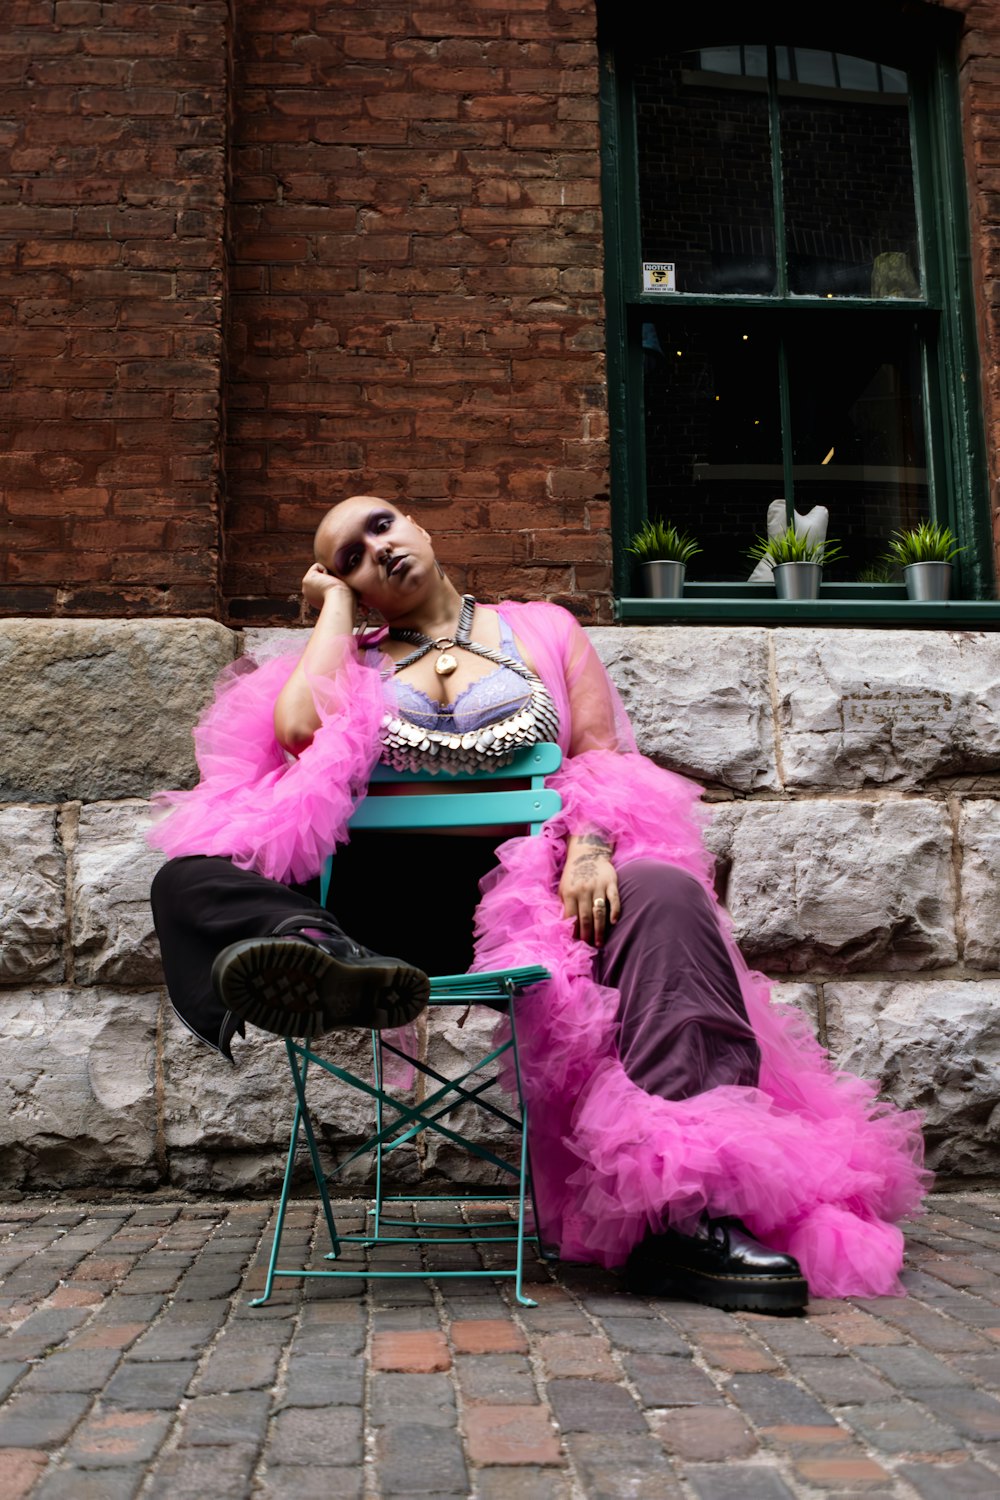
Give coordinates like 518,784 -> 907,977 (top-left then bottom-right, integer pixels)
211,913 -> 431,1040
625,1213 -> 808,1314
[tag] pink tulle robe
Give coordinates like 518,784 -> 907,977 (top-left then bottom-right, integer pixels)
150,600 -> 929,1297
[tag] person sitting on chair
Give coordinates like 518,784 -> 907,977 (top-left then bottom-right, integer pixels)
150,495 -> 928,1313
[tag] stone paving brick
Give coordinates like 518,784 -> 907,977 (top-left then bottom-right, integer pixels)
371,1328 -> 451,1372
0,1448 -> 48,1500
32,1468 -> 143,1500
793,1456 -> 893,1489
62,1409 -> 174,1468
547,1377 -> 647,1433
564,1433 -> 682,1498
857,1345 -> 968,1388
840,1399 -> 964,1455
103,1359 -> 197,1409
266,1405 -> 363,1467
918,1385 -> 1000,1440
597,1315 -> 691,1356
947,1351 -> 1000,1383
0,1392 -> 90,1449
3,1309 -> 91,1360
375,1420 -> 469,1494
451,1318 -> 528,1353
454,1353 -> 539,1404
254,1469 -> 362,1500
281,1353 -> 364,1407
175,1391 -> 271,1446
897,1459 -> 1000,1497
370,1372 -> 456,1427
686,1465 -> 797,1499
196,1347 -> 284,1394
19,1349 -> 121,1393
624,1352 -> 722,1407
464,1403 -> 563,1464
760,1423 -> 855,1454
476,1467 -> 572,1500
785,1356 -> 897,1405
744,1316 -> 841,1356
142,1444 -> 258,1500
812,1309 -> 908,1347
650,1405 -> 757,1460
0,1365 -> 27,1402
67,1323 -> 145,1353
537,1331 -> 618,1379
724,1374 -> 840,1428
697,1332 -> 780,1372
855,1301 -> 994,1353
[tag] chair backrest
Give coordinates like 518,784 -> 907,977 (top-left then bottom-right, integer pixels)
320,743 -> 563,906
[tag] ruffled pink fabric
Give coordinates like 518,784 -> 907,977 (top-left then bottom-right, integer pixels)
149,602 -> 929,1296
473,748 -> 929,1298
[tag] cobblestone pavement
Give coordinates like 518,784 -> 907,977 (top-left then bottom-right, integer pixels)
4,1194 -> 1000,1498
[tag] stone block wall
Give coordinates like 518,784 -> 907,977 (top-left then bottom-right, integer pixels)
3,617 -> 1000,1195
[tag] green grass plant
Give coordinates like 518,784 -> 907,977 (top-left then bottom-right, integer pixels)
748,524 -> 844,567
883,520 -> 964,566
626,519 -> 701,564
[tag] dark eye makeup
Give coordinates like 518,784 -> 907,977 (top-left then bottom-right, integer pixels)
332,510 -> 396,577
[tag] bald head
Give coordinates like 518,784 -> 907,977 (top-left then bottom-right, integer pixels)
314,495 -> 398,565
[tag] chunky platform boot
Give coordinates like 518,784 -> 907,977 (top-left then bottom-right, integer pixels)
625,1214 -> 809,1314
211,913 -> 431,1040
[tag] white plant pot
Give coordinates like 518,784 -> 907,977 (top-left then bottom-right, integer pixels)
641,560 -> 686,598
773,561 -> 821,600
903,561 -> 952,601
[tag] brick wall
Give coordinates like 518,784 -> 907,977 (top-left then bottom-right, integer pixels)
2,0 -> 999,623
953,0 -> 1000,581
0,0 -> 229,618
224,1 -> 610,623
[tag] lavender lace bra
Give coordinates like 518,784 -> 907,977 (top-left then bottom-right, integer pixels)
370,600 -> 560,773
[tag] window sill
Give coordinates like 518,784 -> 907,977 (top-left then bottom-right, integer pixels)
616,595 -> 1000,626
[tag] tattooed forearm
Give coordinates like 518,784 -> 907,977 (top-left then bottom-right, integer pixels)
577,831 -> 614,857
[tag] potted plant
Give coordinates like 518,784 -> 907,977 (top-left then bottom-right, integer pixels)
627,519 -> 701,598
883,521 -> 964,601
747,525 -> 844,601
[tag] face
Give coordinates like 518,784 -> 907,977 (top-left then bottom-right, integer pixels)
314,496 -> 435,614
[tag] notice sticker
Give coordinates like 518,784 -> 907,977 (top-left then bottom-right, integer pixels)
643,262 -> 676,293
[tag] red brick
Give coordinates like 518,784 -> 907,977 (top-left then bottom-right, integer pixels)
795,1458 -> 892,1486
651,1406 -> 756,1462
451,1320 -> 528,1355
371,1330 -> 451,1373
0,1450 -> 48,1500
463,1405 -> 562,1466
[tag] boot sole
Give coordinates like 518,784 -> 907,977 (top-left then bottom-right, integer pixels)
627,1263 -> 808,1315
211,937 -> 430,1038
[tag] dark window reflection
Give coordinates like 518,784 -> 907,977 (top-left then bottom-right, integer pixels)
787,319 -> 928,578
642,311 -> 783,582
637,44 -> 921,300
635,51 -> 777,295
782,78 -> 920,297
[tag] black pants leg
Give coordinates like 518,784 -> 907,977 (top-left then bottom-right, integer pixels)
150,835 -> 502,1057
150,855 -> 330,1054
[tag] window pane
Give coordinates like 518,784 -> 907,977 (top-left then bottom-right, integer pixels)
786,318 -> 929,580
635,50 -> 777,295
640,312 -> 783,583
781,61 -> 921,298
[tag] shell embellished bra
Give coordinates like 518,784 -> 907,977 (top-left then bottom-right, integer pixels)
374,595 -> 560,773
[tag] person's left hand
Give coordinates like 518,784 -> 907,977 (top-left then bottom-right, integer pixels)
559,835 -> 621,948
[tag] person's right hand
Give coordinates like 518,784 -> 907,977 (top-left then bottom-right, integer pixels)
302,562 -> 354,612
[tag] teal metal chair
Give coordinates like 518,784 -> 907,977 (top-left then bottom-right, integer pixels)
251,741 -> 562,1308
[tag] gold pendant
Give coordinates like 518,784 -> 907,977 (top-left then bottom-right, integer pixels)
435,652 -> 459,677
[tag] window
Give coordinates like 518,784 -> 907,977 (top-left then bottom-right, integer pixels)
600,6 -> 993,618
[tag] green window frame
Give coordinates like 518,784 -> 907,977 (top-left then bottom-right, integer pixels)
600,6 -> 996,623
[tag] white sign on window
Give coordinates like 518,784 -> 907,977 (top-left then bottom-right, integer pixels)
642,261 -> 676,293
